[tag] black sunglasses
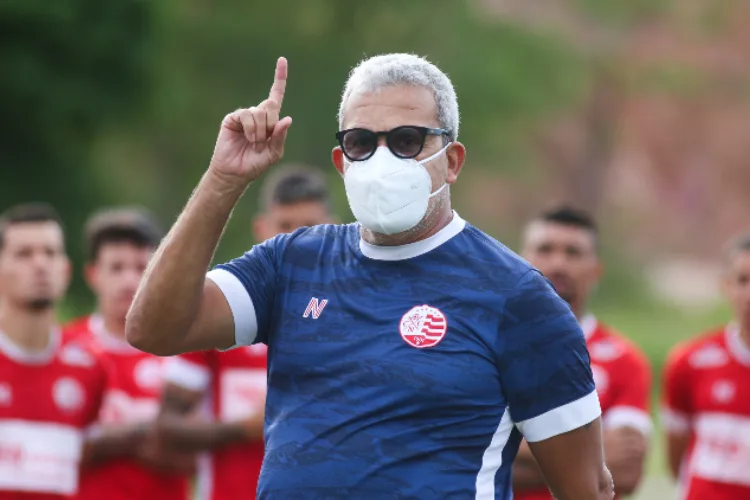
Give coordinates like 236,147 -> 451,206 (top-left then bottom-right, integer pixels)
335,126 -> 451,162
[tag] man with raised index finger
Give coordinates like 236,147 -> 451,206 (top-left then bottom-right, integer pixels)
126,54 -> 614,500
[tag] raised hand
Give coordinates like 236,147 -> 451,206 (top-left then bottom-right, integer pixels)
208,57 -> 293,184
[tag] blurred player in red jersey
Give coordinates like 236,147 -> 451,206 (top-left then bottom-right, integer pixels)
662,233 -> 750,499
0,203 -> 108,499
513,207 -> 652,499
158,166 -> 335,500
64,208 -> 192,500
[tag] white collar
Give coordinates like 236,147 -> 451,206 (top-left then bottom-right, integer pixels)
89,314 -> 138,353
359,211 -> 466,261
726,322 -> 750,367
580,313 -> 598,341
0,327 -> 60,365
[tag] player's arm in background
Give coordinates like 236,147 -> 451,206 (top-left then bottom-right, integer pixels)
597,349 -> 652,496
80,354 -> 194,472
515,348 -> 653,495
126,58 -> 291,356
79,349 -> 150,466
661,344 -> 694,480
156,354 -> 263,451
500,270 -> 613,500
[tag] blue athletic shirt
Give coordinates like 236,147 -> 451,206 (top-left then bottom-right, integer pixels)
207,212 -> 600,500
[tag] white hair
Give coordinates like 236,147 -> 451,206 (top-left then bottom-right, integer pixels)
338,53 -> 460,140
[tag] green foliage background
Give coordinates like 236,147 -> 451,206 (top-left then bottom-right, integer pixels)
0,1 -> 731,482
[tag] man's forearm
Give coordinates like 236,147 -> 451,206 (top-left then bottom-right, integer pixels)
158,417 -> 256,452
513,462 -> 549,490
513,441 -> 548,490
82,424 -> 148,466
126,171 -> 245,355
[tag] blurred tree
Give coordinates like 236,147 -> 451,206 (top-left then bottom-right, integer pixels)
0,0 -> 157,313
95,0 -> 585,262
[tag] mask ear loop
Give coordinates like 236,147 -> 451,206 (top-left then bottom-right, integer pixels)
418,142 -> 453,197
417,142 -> 452,165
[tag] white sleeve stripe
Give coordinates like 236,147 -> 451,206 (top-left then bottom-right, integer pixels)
516,390 -> 602,443
660,407 -> 692,433
163,357 -> 211,392
603,406 -> 653,437
207,268 -> 258,347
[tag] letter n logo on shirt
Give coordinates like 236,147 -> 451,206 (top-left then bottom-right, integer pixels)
303,297 -> 328,319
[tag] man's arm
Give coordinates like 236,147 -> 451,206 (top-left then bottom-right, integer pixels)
82,424 -> 149,465
513,425 -> 648,495
512,440 -> 547,490
126,57 -> 291,356
665,430 -> 690,480
157,383 -> 263,452
499,270 -> 610,499
660,343 -> 694,480
528,419 -> 613,500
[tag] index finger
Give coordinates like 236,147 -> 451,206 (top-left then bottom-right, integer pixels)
268,57 -> 288,107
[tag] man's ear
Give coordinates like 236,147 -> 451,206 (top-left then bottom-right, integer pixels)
445,141 -> 466,184
83,261 -> 96,293
332,147 -> 345,176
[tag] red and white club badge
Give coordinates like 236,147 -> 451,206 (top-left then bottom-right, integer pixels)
399,304 -> 448,349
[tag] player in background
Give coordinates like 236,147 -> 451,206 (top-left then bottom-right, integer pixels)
662,233 -> 750,500
0,203 -> 107,499
158,165 -> 335,500
514,207 -> 652,499
64,208 -> 192,500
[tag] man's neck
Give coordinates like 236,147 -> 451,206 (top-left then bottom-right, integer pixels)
0,302 -> 55,352
361,203 -> 453,247
99,311 -> 127,340
739,322 -> 750,349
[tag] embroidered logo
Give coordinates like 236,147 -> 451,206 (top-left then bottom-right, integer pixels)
399,305 -> 448,349
303,297 -> 328,319
712,380 -> 736,404
52,377 -> 85,412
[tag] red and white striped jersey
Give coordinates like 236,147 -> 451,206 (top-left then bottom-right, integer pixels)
164,344 -> 267,500
64,316 -> 189,500
662,324 -> 750,500
0,328 -> 106,500
515,315 -> 652,500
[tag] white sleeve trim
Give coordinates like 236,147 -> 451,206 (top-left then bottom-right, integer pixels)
660,406 -> 692,433
516,390 -> 602,443
163,357 -> 211,392
207,268 -> 258,347
603,406 -> 653,437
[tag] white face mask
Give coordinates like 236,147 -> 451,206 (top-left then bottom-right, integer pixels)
343,145 -> 449,235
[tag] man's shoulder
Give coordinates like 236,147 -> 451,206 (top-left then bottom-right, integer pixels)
61,315 -> 93,341
667,327 -> 729,371
589,323 -> 649,367
453,223 -> 535,288
269,223 -> 357,255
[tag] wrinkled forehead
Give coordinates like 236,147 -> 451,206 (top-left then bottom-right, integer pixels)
1,222 -> 65,251
727,248 -> 750,275
523,221 -> 596,251
340,84 -> 440,132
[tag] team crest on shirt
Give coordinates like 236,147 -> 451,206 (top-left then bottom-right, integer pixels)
711,380 -> 736,404
52,377 -> 85,412
399,305 -> 448,349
